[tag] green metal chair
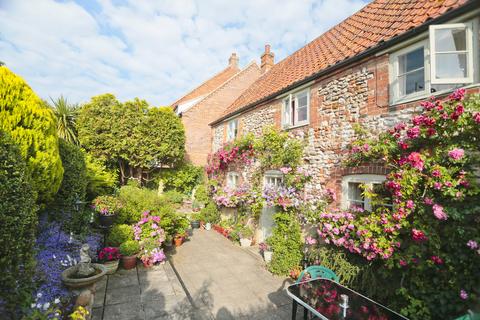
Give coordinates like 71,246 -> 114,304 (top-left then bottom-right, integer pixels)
295,265 -> 340,284
454,312 -> 480,320
292,266 -> 339,320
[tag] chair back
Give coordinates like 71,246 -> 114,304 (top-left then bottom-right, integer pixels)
296,265 -> 339,284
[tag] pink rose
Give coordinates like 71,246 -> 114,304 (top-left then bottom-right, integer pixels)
424,197 -> 433,205
448,148 -> 464,160
406,152 -> 424,171
406,126 -> 420,139
411,229 -> 428,242
432,204 -> 447,220
473,112 -> 480,124
406,200 -> 415,209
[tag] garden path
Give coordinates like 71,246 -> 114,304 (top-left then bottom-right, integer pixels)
94,229 -> 302,320
169,229 -> 302,320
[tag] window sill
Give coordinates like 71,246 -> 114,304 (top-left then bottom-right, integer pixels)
282,122 -> 309,131
390,82 -> 480,107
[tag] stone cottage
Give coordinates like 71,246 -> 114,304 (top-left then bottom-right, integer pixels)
171,53 -> 261,166
209,0 -> 480,240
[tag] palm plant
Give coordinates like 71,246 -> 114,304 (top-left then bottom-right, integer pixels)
50,95 -> 79,145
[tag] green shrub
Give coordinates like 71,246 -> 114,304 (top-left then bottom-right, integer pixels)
267,212 -> 303,276
200,202 -> 220,224
107,224 -> 134,247
117,184 -> 170,224
159,163 -> 203,195
119,240 -> 140,256
194,184 -> 209,205
84,152 -> 117,200
162,190 -> 184,204
0,130 -> 37,316
54,140 -> 87,208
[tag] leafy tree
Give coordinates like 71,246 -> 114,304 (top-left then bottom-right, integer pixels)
77,94 -> 185,185
49,95 -> 79,145
0,130 -> 37,317
84,152 -> 118,200
0,66 -> 63,203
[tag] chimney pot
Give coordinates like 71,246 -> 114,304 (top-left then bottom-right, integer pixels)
229,53 -> 239,68
261,44 -> 274,73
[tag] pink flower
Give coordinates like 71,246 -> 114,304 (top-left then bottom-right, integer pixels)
460,290 -> 468,300
449,88 -> 466,101
406,200 -> 415,209
450,104 -> 464,120
399,260 -> 408,267
398,141 -> 409,150
412,229 -> 428,242
279,167 -> 292,174
473,112 -> 480,124
406,152 -> 424,171
431,169 -> 441,177
448,148 -> 464,160
424,197 -> 433,205
363,143 -> 370,151
434,182 -> 442,190
407,126 -> 420,139
430,256 -> 444,265
467,240 -> 478,250
432,204 -> 447,220
305,236 -> 317,245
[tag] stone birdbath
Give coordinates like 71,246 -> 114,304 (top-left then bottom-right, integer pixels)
61,244 -> 107,289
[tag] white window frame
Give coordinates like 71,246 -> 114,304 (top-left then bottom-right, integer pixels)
341,174 -> 387,211
430,22 -> 474,84
389,40 -> 430,103
263,170 -> 283,189
282,88 -> 310,129
226,172 -> 239,189
226,119 -> 238,142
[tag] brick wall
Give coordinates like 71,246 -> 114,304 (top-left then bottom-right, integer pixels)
181,63 -> 261,166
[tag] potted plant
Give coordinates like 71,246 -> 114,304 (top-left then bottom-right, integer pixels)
190,213 -> 201,229
239,226 -> 254,247
174,234 -> 183,247
92,195 -> 122,227
119,240 -> 139,270
98,247 -> 121,274
259,242 -> 273,263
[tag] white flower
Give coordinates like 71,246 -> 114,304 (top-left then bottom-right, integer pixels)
37,292 -> 42,298
30,303 -> 36,308
43,302 -> 50,310
36,303 -> 42,309
52,254 -> 56,259
54,298 -> 60,304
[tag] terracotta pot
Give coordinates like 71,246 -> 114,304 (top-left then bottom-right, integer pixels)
121,255 -> 137,270
174,237 -> 183,247
103,260 -> 120,274
98,214 -> 116,227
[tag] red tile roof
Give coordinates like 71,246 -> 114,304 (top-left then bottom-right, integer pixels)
172,65 -> 240,108
216,0 -> 471,123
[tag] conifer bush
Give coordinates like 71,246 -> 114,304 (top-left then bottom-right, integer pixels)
0,66 -> 63,203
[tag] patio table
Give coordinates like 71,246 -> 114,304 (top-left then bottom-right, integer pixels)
286,278 -> 408,320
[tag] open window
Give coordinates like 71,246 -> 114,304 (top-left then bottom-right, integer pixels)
226,172 -> 239,189
227,119 -> 238,142
282,89 -> 309,128
430,23 -> 474,85
341,174 -> 391,211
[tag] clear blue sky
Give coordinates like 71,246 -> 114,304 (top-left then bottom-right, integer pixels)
0,0 -> 368,106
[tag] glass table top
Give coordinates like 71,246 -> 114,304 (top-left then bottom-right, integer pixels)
287,278 -> 408,320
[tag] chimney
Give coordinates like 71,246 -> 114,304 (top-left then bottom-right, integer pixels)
228,53 -> 239,68
261,44 -> 274,73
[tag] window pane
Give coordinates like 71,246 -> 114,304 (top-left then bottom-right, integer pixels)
348,182 -> 364,203
399,47 -> 424,74
283,99 -> 291,126
297,92 -> 308,108
435,27 -> 466,52
399,69 -> 425,95
435,53 -> 467,79
297,106 -> 308,122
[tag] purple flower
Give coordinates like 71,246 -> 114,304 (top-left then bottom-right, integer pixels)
460,289 -> 468,300
467,240 -> 478,250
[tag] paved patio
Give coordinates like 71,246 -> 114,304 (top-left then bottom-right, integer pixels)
93,229 -> 302,320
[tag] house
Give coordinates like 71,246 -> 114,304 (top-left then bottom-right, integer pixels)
209,0 -> 480,239
171,53 -> 261,166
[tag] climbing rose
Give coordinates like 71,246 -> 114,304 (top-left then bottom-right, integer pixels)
432,204 -> 447,220
449,88 -> 466,101
406,152 -> 424,171
473,112 -> 480,124
430,256 -> 444,265
424,197 -> 433,205
406,200 -> 415,209
399,260 -> 408,267
460,290 -> 468,300
450,104 -> 464,120
412,229 -> 427,242
279,167 -> 292,174
467,240 -> 478,250
406,126 -> 420,139
448,148 -> 464,160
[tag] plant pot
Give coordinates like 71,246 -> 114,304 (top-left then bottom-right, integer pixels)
240,238 -> 252,247
174,237 -> 183,247
103,260 -> 120,274
263,251 -> 273,263
98,214 -> 116,227
199,221 -> 205,229
121,255 -> 137,270
205,223 -> 211,231
191,220 -> 200,229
